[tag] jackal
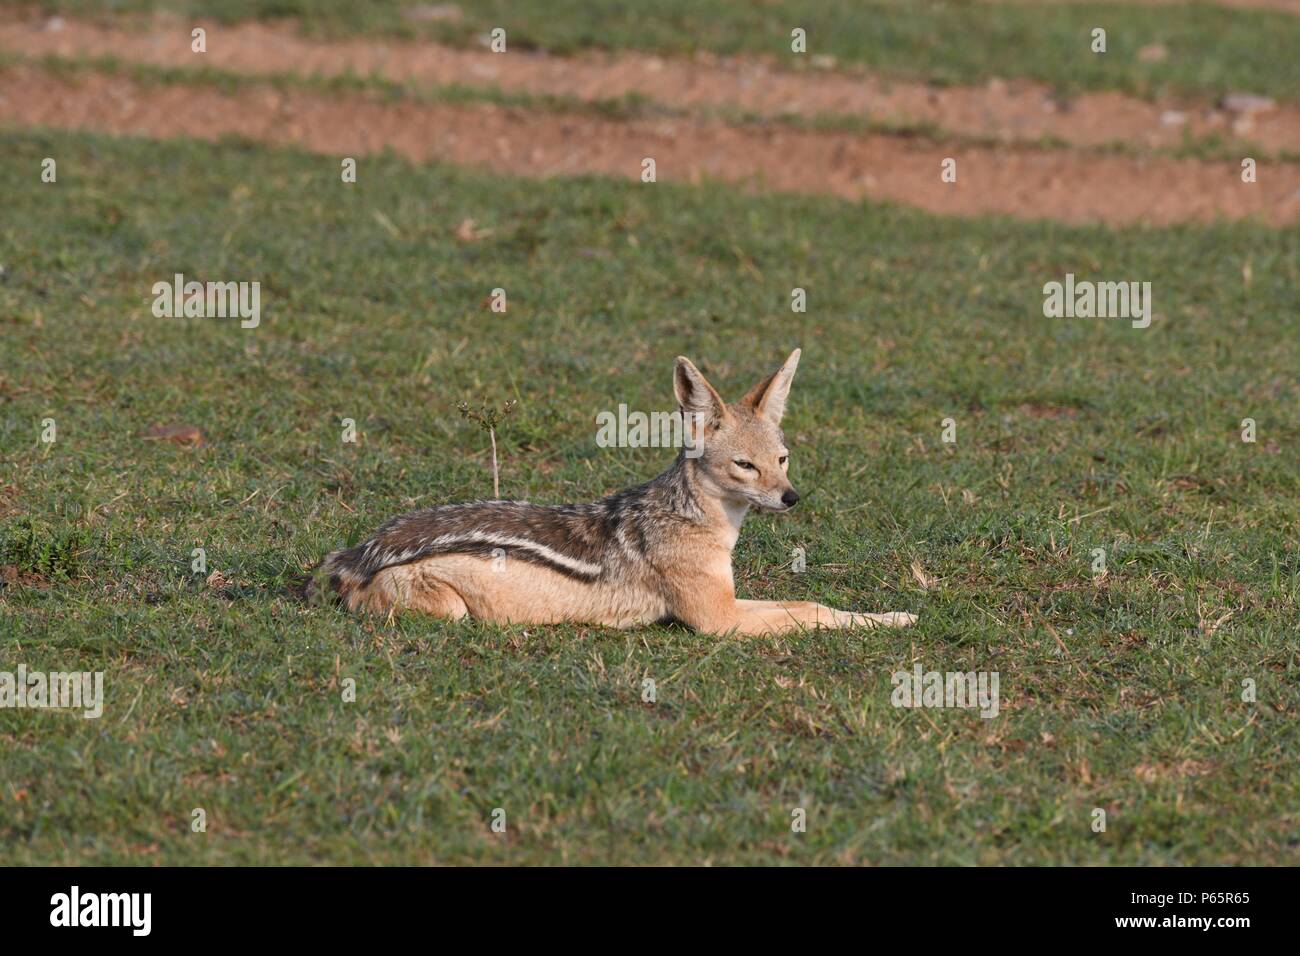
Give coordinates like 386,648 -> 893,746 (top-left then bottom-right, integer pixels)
316,350 -> 916,635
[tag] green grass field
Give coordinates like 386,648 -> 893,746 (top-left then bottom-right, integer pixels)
1,127 -> 1296,864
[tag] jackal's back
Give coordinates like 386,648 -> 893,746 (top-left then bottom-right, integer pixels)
317,465 -> 703,606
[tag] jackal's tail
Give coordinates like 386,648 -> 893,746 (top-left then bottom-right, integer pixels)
306,544 -> 369,608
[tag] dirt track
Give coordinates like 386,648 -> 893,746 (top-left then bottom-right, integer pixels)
7,65 -> 1296,226
5,16 -> 1299,156
2,15 -> 1299,226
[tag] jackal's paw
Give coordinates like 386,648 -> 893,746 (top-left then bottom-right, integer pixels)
853,611 -> 918,628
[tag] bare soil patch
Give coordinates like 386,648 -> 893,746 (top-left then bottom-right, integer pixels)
141,423 -> 206,447
5,15 -> 1299,156
4,65 -> 1296,225
0,565 -> 50,589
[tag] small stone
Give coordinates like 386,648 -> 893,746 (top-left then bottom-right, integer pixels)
1221,93 -> 1276,115
1160,110 -> 1188,126
403,4 -> 462,22
1137,43 -> 1167,63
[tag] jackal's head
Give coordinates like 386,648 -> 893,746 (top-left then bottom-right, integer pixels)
674,349 -> 802,513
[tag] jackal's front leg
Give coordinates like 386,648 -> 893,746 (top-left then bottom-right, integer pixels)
734,600 -> 916,635
669,573 -> 916,637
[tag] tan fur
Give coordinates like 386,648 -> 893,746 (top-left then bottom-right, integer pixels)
355,556 -> 670,627
323,349 -> 917,636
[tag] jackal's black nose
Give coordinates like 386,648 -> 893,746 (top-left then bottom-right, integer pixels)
781,490 -> 801,508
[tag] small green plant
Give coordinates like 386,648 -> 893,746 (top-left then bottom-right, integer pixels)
456,399 -> 518,499
0,518 -> 90,579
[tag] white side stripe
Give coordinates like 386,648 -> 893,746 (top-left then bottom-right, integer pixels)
382,531 -> 603,577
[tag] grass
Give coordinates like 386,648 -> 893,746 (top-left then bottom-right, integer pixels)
24,0 -> 1300,103
0,128 -> 1297,864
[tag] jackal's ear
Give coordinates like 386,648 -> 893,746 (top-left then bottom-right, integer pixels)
674,356 -> 728,428
740,348 -> 800,425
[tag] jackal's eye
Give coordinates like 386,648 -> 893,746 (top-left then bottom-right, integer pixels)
733,459 -> 757,471
778,455 -> 788,466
